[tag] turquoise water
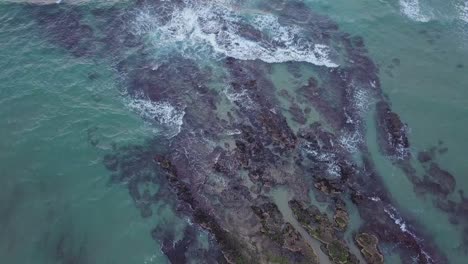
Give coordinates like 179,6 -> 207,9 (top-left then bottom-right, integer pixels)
307,0 -> 468,262
1,1 -> 467,263
0,11 -> 171,263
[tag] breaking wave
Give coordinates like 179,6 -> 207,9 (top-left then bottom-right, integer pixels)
339,131 -> 363,153
384,205 -> 434,263
459,1 -> 468,23
366,195 -> 435,263
399,0 -> 431,22
133,0 -> 338,67
303,147 -> 342,179
127,98 -> 185,138
223,85 -> 254,109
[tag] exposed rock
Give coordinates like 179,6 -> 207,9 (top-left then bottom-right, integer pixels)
334,209 -> 349,231
325,240 -> 358,264
355,233 -> 384,264
289,200 -> 335,243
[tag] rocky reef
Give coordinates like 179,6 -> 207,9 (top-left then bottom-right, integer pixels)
14,0 -> 461,263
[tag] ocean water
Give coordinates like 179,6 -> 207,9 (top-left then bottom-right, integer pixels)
0,1 -> 467,264
307,0 -> 468,261
0,6 -> 172,263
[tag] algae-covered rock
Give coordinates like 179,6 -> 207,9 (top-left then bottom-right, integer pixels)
326,240 -> 350,264
317,239 -> 359,264
289,200 -> 359,263
289,200 -> 335,243
355,233 -> 384,264
333,199 -> 349,231
334,209 -> 349,230
252,202 -> 320,264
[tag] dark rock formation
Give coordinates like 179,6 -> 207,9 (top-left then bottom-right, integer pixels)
375,101 -> 410,159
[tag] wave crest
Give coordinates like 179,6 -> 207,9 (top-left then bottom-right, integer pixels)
459,1 -> 468,23
399,0 -> 431,22
133,0 -> 338,67
127,98 -> 185,138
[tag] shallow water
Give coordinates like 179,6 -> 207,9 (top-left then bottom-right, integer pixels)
0,0 -> 467,263
307,1 -> 468,262
271,187 -> 333,264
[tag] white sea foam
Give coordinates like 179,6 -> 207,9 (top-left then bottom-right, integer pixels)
337,84 -> 370,152
339,131 -> 362,152
458,1 -> 468,23
226,129 -> 242,136
133,0 -> 338,67
127,98 -> 185,137
393,125 -> 410,160
4,0 -> 126,4
399,0 -> 431,22
353,88 -> 370,112
384,207 -> 410,233
384,205 -> 434,263
304,147 -> 341,178
223,86 -> 254,108
143,254 -> 159,264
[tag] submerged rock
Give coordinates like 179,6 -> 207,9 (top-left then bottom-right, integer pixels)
418,151 -> 433,163
31,6 -> 97,57
426,163 -> 456,195
289,103 -> 307,125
